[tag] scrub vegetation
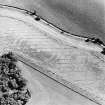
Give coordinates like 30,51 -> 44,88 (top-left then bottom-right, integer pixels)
0,52 -> 31,105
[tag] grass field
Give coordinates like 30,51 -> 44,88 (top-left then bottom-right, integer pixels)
0,0 -> 104,42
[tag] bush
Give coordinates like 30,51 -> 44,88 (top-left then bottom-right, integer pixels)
0,52 -> 31,105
